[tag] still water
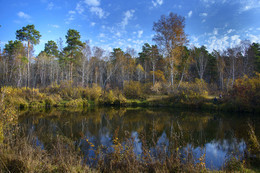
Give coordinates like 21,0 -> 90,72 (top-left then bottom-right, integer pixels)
18,107 -> 260,170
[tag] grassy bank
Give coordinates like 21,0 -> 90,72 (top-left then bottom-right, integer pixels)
1,74 -> 259,112
1,84 -> 259,113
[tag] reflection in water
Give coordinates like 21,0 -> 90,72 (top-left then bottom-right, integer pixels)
18,108 -> 259,170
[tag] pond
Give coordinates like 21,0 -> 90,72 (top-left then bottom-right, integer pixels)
18,107 -> 260,170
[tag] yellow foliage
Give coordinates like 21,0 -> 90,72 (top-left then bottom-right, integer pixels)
150,70 -> 166,83
232,73 -> 260,105
150,82 -> 162,94
123,81 -> 143,99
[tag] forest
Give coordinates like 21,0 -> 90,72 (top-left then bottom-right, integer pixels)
0,13 -> 260,111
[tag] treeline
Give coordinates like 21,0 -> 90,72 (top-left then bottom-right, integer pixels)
0,14 -> 259,95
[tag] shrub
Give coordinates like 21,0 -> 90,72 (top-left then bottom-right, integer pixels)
65,98 -> 88,108
101,90 -> 116,105
100,89 -> 127,106
123,81 -> 143,99
231,73 -> 260,107
83,84 -> 102,102
247,122 -> 260,155
45,94 -> 62,107
150,82 -> 162,94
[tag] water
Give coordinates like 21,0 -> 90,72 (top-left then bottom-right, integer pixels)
18,107 -> 260,170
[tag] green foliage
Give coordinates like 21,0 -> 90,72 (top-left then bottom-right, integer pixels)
206,53 -> 218,83
250,43 -> 260,73
64,29 -> 84,55
44,40 -> 59,57
16,24 -> 41,45
4,40 -> 25,56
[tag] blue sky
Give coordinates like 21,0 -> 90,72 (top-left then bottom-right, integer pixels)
0,0 -> 259,55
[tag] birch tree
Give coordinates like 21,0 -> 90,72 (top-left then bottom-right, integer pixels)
153,12 -> 187,86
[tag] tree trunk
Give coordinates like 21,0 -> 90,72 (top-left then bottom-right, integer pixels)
152,62 -> 155,86
27,41 -> 30,88
232,56 -> 235,86
17,64 -> 22,87
170,60 -> 174,86
178,66 -> 185,88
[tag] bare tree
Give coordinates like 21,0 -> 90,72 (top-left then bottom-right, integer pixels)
192,46 -> 208,81
81,42 -> 92,86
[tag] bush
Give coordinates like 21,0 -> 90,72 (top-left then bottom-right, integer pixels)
177,79 -> 208,96
65,98 -> 88,108
101,90 -> 116,105
83,84 -> 102,102
150,82 -> 163,94
45,94 -> 62,107
100,89 -> 127,106
231,73 -> 260,107
123,81 -> 143,99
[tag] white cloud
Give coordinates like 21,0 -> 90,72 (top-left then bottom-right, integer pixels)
17,11 -> 31,19
99,33 -> 105,38
132,39 -> 144,45
230,35 -> 241,47
76,0 -> 108,18
199,13 -> 208,17
213,28 -> 218,35
76,2 -> 85,14
65,10 -> 76,24
207,35 -> 229,52
191,36 -> 199,42
202,19 -> 206,23
200,0 -> 216,4
188,11 -> 193,18
47,2 -> 54,10
239,0 -> 260,12
67,16 -> 74,21
91,22 -> 96,26
247,34 -> 260,43
50,24 -> 60,28
152,0 -> 163,7
69,10 -> 76,14
137,30 -> 143,38
116,32 -> 121,37
121,10 -> 135,28
84,0 -> 100,7
90,7 -> 108,19
227,29 -> 234,34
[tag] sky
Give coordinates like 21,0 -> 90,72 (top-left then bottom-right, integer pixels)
0,0 -> 260,56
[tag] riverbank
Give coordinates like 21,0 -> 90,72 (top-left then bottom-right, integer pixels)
1,85 -> 259,113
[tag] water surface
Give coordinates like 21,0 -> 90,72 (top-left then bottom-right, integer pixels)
18,107 -> 260,170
